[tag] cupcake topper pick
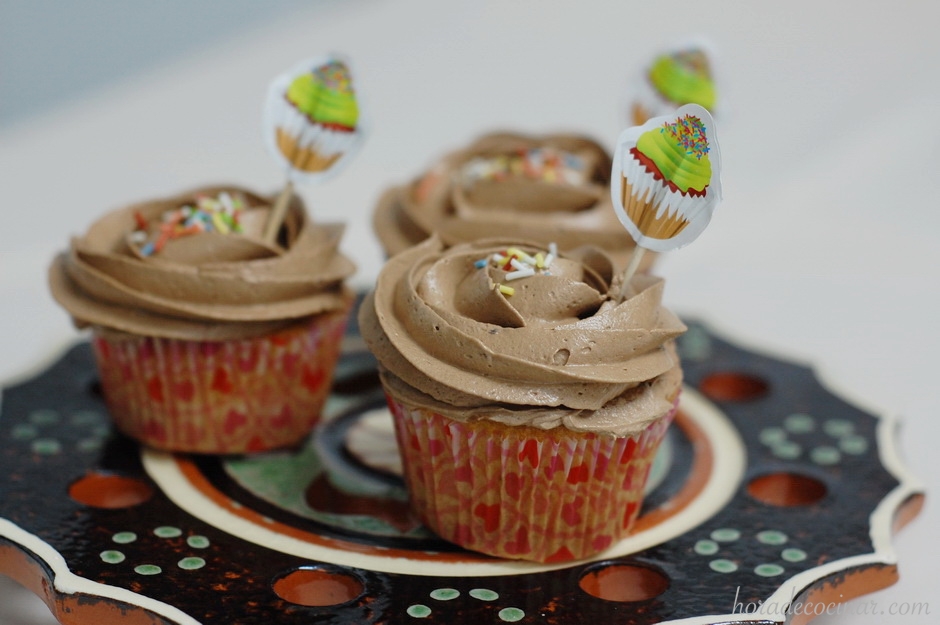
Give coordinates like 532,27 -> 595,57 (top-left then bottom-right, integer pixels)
630,39 -> 718,126
262,54 -> 366,242
612,103 -> 722,297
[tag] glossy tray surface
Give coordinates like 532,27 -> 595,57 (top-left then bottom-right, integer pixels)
0,317 -> 923,624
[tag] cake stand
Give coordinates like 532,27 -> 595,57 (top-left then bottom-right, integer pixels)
0,302 -> 923,624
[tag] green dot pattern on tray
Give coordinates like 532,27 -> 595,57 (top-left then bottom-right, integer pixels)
77,438 -> 103,452
755,563 -> 785,577
758,427 -> 787,445
134,564 -> 162,576
29,409 -> 59,426
469,588 -> 499,601
695,527 -> 811,581
178,557 -> 206,570
710,528 -> 740,542
756,530 -> 788,545
810,446 -> 841,465
405,587 -> 517,619
709,559 -> 738,573
784,413 -> 815,433
772,440 -> 801,460
31,439 -> 61,455
104,526 -> 210,574
694,539 -> 720,555
678,326 -> 712,361
11,424 -> 38,440
70,410 -> 103,425
100,550 -> 125,564
430,588 -> 459,601
187,535 -> 211,549
8,406 -> 110,454
759,413 -> 868,466
407,604 -> 431,618
782,548 -> 807,562
839,435 -> 869,455
823,419 -> 854,437
498,607 -> 526,622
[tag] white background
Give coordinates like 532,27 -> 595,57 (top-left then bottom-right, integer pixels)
1,1 -> 937,623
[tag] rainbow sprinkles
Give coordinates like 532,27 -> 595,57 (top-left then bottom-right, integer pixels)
131,192 -> 246,257
664,114 -> 710,162
460,148 -> 587,187
476,243 -> 558,297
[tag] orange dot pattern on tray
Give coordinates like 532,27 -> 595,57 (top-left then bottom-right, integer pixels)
91,311 -> 348,453
388,400 -> 674,562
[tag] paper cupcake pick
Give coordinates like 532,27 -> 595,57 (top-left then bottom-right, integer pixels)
262,54 -> 366,241
630,40 -> 718,126
612,103 -> 722,294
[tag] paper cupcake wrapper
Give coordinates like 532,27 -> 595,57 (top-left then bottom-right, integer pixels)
273,101 -> 361,173
618,154 -> 710,236
631,70 -> 677,126
91,307 -> 349,453
620,174 -> 693,241
386,396 -> 676,563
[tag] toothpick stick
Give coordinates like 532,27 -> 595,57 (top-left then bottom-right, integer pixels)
617,246 -> 646,302
263,179 -> 294,243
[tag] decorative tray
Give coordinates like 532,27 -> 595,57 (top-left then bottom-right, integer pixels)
0,306 -> 923,624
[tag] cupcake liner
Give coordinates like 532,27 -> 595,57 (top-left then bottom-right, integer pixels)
630,71 -> 670,126
387,395 -> 676,563
619,154 -> 705,232
91,306 -> 350,453
621,175 -> 691,240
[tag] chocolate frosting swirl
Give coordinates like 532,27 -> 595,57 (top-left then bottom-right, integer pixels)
359,237 -> 684,436
372,132 -> 654,271
49,185 -> 355,341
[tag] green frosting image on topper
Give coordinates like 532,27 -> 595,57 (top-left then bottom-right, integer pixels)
649,49 -> 716,110
635,115 -> 712,193
286,60 -> 359,128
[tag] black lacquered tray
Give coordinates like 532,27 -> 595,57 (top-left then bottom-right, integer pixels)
0,309 -> 923,624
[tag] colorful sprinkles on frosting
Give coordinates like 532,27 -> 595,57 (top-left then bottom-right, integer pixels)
478,243 -> 556,297
312,60 -> 354,94
131,192 -> 246,256
461,148 -> 586,186
660,114 -> 710,160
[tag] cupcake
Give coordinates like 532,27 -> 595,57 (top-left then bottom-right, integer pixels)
359,236 -> 684,562
48,185 -> 355,453
631,44 -> 717,125
372,132 -> 656,272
